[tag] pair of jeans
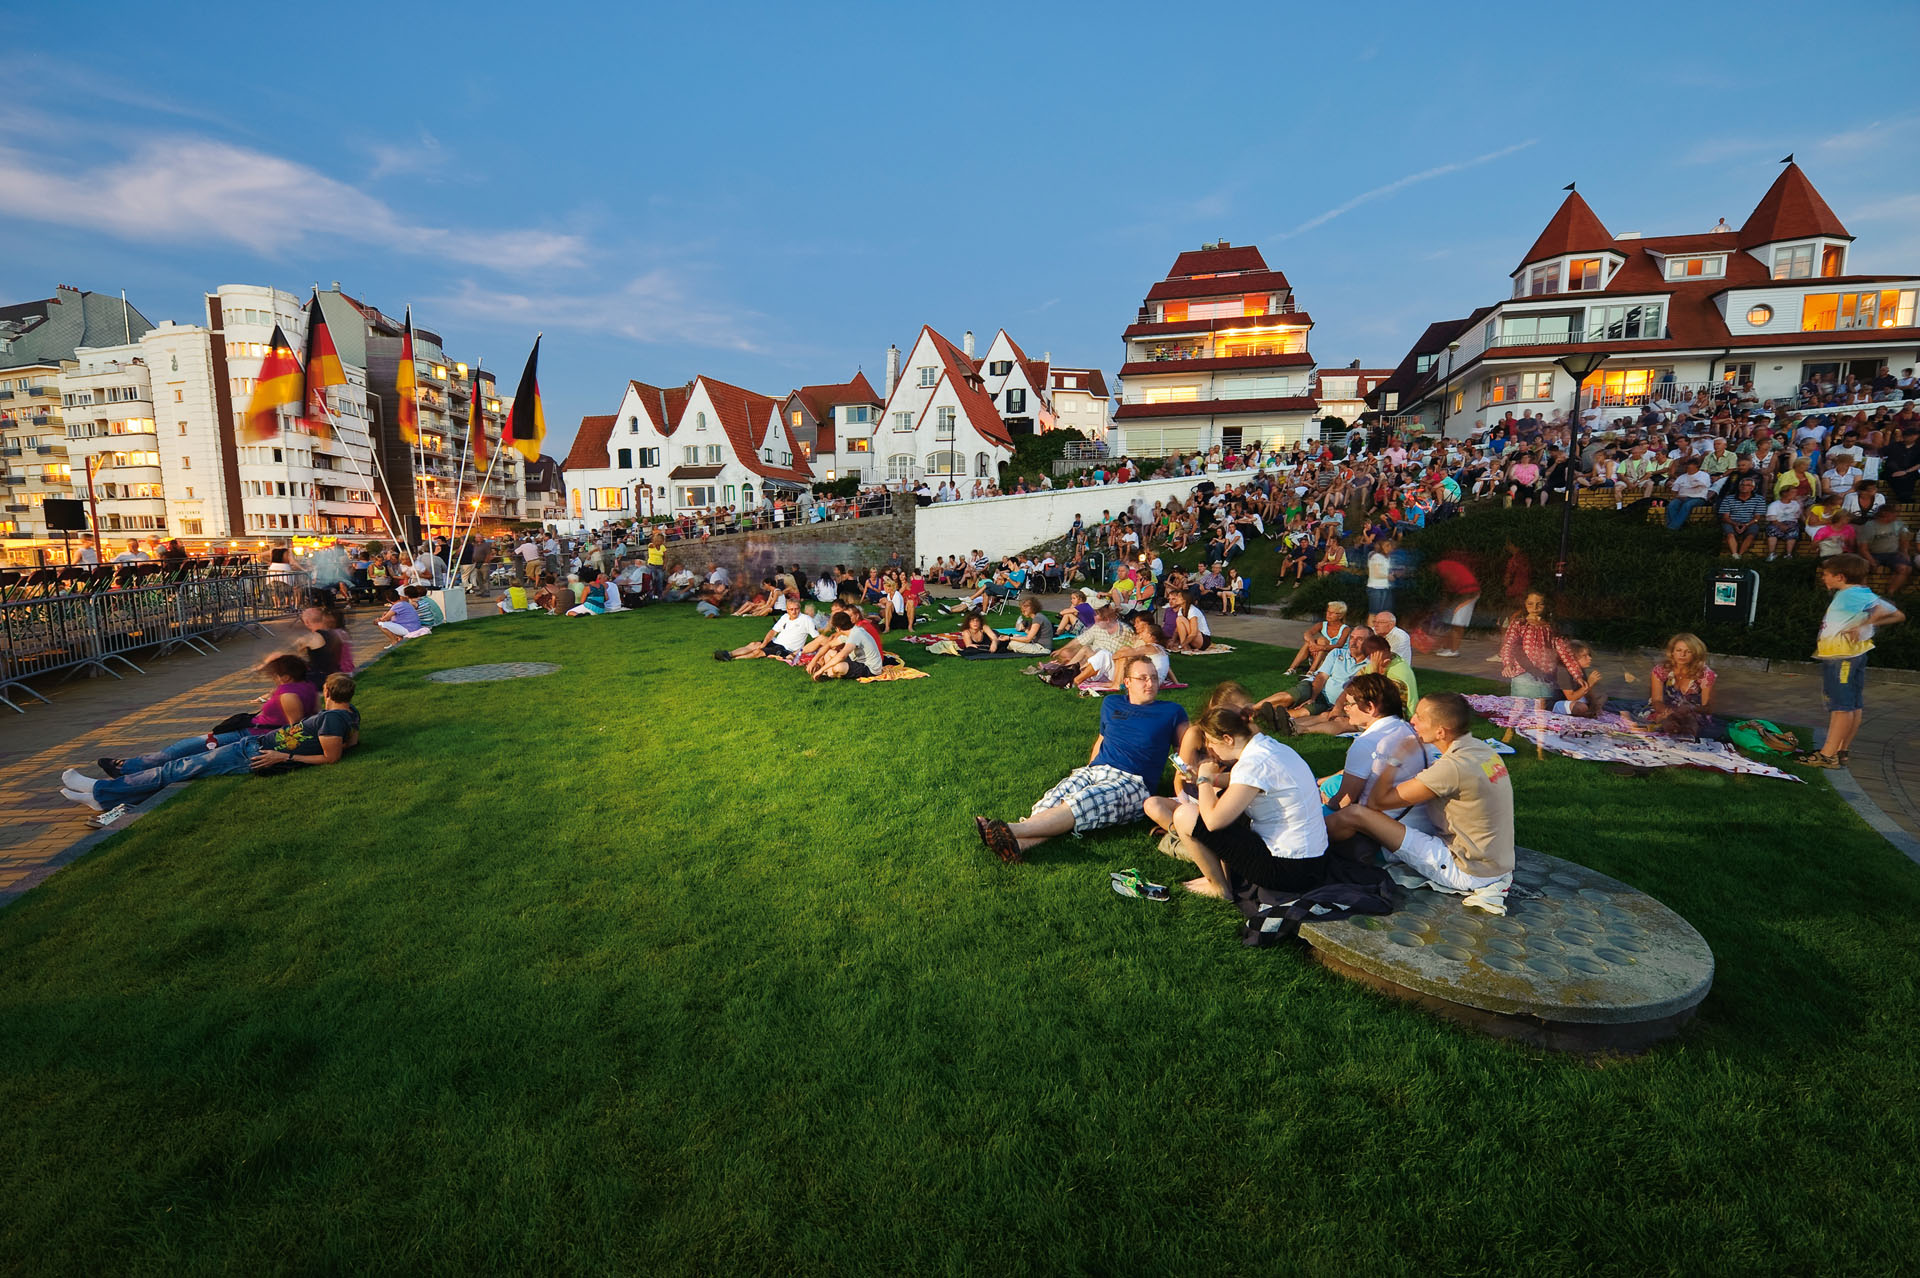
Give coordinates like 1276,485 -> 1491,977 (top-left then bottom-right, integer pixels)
97,731 -> 264,804
1664,496 -> 1706,530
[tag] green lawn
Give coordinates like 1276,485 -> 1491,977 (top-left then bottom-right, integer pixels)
3,611 -> 1917,1275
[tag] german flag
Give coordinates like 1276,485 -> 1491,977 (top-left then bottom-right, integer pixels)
394,307 -> 419,445
300,292 -> 345,440
503,335 -> 545,462
469,366 -> 489,466
241,325 -> 303,442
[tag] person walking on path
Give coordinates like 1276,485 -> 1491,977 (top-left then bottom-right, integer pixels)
1798,554 -> 1905,768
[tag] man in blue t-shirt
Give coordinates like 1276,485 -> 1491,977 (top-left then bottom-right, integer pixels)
974,653 -> 1188,862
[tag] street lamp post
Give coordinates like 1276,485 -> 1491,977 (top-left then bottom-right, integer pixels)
1436,341 -> 1459,441
1551,349 -> 1611,597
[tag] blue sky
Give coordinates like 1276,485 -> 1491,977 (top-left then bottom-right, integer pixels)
4,0 -> 1918,457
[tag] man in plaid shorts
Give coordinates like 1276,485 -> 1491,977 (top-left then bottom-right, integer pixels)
976,653 -> 1189,862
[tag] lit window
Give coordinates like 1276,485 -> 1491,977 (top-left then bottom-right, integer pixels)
1140,386 -> 1200,404
1568,258 -> 1604,291
846,438 -> 870,453
1665,255 -> 1725,280
1821,245 -> 1844,277
1162,302 -> 1189,322
1746,304 -> 1774,326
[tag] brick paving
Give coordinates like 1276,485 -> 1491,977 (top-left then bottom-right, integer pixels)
0,610 -> 387,906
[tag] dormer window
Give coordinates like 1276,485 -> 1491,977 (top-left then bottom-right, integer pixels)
1522,264 -> 1560,297
1666,255 -> 1726,280
1821,245 -> 1845,277
1568,258 -> 1605,291
1772,244 -> 1814,280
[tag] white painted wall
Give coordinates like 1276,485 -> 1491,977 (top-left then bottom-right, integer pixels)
915,473 -> 1220,563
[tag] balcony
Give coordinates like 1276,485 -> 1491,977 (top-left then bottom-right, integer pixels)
0,447 -> 19,458
1485,329 -> 1666,349
29,386 -> 59,399
1135,299 -> 1305,325
0,389 -> 11,399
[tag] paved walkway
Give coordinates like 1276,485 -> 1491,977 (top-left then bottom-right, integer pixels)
0,611 -> 387,906
0,595 -> 1913,909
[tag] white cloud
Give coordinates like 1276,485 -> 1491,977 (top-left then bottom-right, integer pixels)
427,272 -> 761,352
0,133 -> 583,271
1279,140 -> 1539,238
369,130 -> 447,180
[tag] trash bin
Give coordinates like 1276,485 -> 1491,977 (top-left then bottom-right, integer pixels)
1705,567 -> 1758,627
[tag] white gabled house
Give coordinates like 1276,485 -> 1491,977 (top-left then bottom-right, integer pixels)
562,378 -> 691,524
975,328 -> 1055,436
662,375 -> 813,513
874,325 -> 1015,483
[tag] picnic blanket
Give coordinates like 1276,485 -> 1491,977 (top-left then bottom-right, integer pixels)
1463,695 -> 1800,782
1182,643 -> 1236,655
857,665 -> 930,684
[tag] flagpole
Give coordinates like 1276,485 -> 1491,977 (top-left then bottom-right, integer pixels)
441,359 -> 479,584
452,440 -> 504,585
316,397 -> 410,554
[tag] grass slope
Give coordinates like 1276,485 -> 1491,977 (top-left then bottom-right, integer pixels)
3,611 -> 1917,1275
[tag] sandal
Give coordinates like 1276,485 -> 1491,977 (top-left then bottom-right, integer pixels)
1795,751 -> 1841,769
984,818 -> 1024,864
1835,750 -> 1850,767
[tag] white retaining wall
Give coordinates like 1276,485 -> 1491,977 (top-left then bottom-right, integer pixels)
913,474 -> 1217,564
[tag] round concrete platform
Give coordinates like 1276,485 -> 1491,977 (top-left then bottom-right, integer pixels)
425,662 -> 562,684
1299,847 -> 1714,1053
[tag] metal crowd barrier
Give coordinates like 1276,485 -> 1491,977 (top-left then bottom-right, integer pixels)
0,564 -> 292,713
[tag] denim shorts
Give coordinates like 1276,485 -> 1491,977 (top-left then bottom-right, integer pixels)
1821,655 -> 1868,713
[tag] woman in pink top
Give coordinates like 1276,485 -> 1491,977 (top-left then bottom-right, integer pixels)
1504,451 -> 1543,506
250,653 -> 319,733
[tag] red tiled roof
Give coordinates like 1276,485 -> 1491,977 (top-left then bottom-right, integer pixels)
1167,245 -> 1269,277
1515,190 -> 1614,272
921,326 -> 1012,447
668,464 -> 725,480
1123,313 -> 1313,338
789,370 -> 882,422
563,414 -> 617,469
1051,367 -> 1111,397
815,423 -> 835,454
1145,269 -> 1293,302
616,378 -> 693,437
1740,163 -> 1851,247
696,375 -> 815,485
1118,352 -> 1315,378
1115,395 -> 1317,420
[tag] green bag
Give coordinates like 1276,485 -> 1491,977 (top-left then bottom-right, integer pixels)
1728,719 -> 1799,756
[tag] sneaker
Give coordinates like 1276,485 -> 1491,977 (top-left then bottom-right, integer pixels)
60,767 -> 94,791
60,784 -> 103,812
1110,869 -> 1170,901
1766,553 -> 1777,561
1433,648 -> 1459,657
96,757 -> 125,778
713,649 -> 732,662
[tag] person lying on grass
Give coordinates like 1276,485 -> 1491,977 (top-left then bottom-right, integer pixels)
928,611 -> 1002,655
715,593 -> 817,662
810,612 -> 885,681
1322,691 -> 1515,904
61,674 -> 361,812
1142,703 -> 1328,899
975,652 -> 1188,862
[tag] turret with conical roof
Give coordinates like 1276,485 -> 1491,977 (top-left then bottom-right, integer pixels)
1739,161 -> 1852,249
1513,189 -> 1613,274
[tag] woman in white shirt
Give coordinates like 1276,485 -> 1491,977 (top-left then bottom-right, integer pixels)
1159,704 -> 1330,899
1168,585 -> 1212,653
1328,673 -> 1435,837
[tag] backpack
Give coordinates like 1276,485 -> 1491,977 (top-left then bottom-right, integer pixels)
1230,857 -> 1396,948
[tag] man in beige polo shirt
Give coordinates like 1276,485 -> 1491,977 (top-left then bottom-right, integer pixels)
1323,690 -> 1515,891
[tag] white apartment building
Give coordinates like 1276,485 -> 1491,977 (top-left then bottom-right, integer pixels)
0,285 -> 152,537
1381,163 -> 1920,432
782,372 -> 883,484
1311,363 -> 1392,433
1111,242 -> 1321,457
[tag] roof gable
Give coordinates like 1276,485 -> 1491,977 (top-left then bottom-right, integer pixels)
1739,162 -> 1852,247
1515,190 -> 1614,272
563,414 -> 617,470
691,375 -> 814,484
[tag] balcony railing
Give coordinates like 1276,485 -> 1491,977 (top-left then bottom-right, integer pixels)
1135,299 -> 1305,324
1486,329 -> 1666,349
28,386 -> 59,398
1120,384 -> 1306,405
1580,380 -> 1718,410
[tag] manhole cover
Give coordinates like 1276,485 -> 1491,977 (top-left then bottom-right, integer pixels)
426,662 -> 561,683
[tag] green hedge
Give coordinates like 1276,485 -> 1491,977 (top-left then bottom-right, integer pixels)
1282,506 -> 1917,669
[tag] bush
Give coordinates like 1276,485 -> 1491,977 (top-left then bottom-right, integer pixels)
1283,505 -> 1916,669
811,475 -> 862,500
1000,427 -> 1088,488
